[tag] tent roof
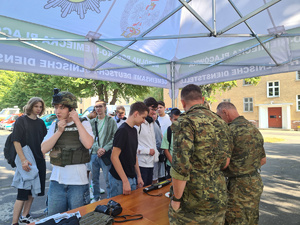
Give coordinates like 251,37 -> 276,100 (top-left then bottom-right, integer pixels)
1,0 -> 300,91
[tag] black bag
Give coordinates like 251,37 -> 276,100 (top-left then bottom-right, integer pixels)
158,148 -> 166,162
100,150 -> 112,166
4,133 -> 17,168
4,116 -> 29,168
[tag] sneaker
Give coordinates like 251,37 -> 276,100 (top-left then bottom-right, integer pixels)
19,214 -> 35,224
100,188 -> 105,194
90,186 -> 94,200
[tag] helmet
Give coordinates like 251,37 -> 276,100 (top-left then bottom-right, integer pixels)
52,89 -> 77,108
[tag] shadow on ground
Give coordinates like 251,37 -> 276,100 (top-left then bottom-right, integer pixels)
259,142 -> 300,225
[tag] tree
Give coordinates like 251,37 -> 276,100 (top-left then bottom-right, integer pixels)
0,71 -> 152,109
49,76 -> 151,105
0,71 -> 20,110
199,77 -> 261,103
134,87 -> 164,102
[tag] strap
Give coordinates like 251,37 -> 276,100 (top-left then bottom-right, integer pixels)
155,119 -> 161,128
144,191 -> 163,197
95,120 -> 100,146
167,126 -> 172,150
114,214 -> 143,223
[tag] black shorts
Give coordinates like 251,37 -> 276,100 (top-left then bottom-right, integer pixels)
17,189 -> 32,201
16,159 -> 46,200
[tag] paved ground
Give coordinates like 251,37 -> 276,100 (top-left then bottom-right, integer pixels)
0,129 -> 299,224
0,129 -> 107,225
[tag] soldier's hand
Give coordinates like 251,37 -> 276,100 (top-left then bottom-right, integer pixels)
149,149 -> 155,156
57,120 -> 67,132
69,109 -> 80,123
171,200 -> 181,211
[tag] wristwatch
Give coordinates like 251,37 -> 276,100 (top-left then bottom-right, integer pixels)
171,195 -> 183,202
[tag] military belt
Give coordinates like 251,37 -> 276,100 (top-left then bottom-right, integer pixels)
227,170 -> 258,179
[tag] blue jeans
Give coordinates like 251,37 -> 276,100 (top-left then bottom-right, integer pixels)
91,154 -> 111,200
108,173 -> 136,197
47,180 -> 89,216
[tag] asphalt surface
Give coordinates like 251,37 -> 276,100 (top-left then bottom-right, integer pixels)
0,129 -> 107,225
0,129 -> 300,225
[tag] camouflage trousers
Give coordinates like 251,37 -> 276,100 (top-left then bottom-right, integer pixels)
168,204 -> 226,225
225,174 -> 263,225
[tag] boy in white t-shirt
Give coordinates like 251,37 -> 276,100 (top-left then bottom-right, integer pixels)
157,101 -> 172,134
41,89 -> 94,215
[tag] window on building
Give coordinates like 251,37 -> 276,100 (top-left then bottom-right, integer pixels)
297,95 -> 300,111
267,81 -> 280,97
222,99 -> 230,102
244,97 -> 253,112
243,79 -> 252,86
297,71 -> 300,81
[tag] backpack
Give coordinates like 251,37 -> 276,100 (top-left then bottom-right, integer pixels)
167,126 -> 172,150
4,116 -> 28,168
4,133 -> 17,168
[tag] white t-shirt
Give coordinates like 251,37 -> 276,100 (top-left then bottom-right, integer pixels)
43,120 -> 94,185
135,121 -> 159,168
114,115 -> 126,128
158,114 -> 172,134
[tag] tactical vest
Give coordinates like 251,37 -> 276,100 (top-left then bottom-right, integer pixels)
49,119 -> 90,167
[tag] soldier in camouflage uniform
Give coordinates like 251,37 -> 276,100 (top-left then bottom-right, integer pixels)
217,102 -> 267,225
169,84 -> 232,225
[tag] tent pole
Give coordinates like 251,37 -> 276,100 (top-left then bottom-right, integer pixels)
212,0 -> 216,36
228,0 -> 279,66
218,0 -> 280,35
175,36 -> 276,82
178,0 -> 214,34
92,0 -> 192,71
171,61 -> 175,108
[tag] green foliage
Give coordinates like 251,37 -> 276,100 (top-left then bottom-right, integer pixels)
0,70 -> 260,110
200,77 -> 261,103
134,87 -> 163,102
0,71 -> 152,110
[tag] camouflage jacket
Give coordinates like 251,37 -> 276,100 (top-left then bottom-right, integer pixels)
170,104 -> 232,215
224,116 -> 266,177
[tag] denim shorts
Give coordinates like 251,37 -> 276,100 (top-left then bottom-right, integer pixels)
47,180 -> 90,216
108,173 -> 136,198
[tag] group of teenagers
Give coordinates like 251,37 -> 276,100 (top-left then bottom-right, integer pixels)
11,84 -> 267,225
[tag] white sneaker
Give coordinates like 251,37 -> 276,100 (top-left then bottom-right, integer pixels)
100,188 -> 105,194
19,214 -> 36,224
90,186 -> 94,200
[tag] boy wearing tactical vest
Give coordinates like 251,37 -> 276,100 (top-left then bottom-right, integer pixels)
41,89 -> 94,215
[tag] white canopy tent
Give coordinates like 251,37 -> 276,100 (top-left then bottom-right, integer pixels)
0,0 -> 300,105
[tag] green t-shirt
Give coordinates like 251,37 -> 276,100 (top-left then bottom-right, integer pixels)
160,128 -> 173,167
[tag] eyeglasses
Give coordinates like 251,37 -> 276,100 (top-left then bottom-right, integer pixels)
95,105 -> 104,109
149,107 -> 157,111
